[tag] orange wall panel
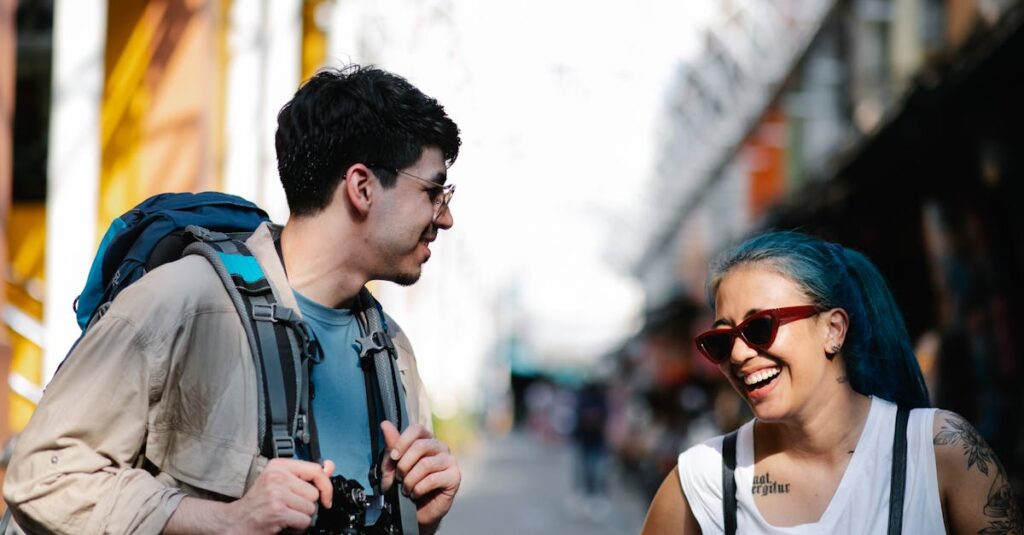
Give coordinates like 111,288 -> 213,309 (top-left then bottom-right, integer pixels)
746,107 -> 787,221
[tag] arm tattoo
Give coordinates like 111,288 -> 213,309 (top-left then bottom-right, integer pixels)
978,471 -> 1022,535
933,413 -> 1022,534
933,415 -> 997,475
751,473 -> 791,496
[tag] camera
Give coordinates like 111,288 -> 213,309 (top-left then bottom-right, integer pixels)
308,475 -> 403,535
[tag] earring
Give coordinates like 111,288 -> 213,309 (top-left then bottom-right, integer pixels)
826,344 -> 842,360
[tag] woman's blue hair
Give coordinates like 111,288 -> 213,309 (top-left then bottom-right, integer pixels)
707,231 -> 930,408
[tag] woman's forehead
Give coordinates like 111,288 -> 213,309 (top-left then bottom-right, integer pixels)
714,264 -> 808,312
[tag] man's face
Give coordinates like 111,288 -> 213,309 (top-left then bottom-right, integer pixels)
369,146 -> 453,285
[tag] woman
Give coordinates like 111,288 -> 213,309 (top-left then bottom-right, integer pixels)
641,231 -> 1020,534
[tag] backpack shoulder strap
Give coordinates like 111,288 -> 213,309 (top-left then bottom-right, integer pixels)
888,405 -> 911,535
722,429 -> 739,535
183,228 -> 317,460
354,288 -> 419,535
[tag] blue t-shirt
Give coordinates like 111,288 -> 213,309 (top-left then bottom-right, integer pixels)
293,291 -> 377,490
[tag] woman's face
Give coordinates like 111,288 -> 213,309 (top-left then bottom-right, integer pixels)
712,264 -> 843,422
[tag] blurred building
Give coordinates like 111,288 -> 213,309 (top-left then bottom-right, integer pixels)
623,0 -> 1024,498
0,0 -> 335,473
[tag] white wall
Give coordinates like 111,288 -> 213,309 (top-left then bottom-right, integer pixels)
43,0 -> 107,382
224,0 -> 300,223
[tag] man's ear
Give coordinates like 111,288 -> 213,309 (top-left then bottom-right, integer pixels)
340,163 -> 374,217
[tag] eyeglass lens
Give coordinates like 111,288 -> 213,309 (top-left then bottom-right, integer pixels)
431,186 -> 455,221
699,315 -> 776,362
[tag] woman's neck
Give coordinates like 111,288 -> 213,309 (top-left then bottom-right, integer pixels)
757,387 -> 873,462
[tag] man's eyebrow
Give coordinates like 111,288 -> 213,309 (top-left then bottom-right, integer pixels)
430,171 -> 448,186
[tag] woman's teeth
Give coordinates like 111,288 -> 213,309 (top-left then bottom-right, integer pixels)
744,367 -> 780,386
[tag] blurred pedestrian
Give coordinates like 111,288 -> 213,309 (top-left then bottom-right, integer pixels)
573,381 -> 610,505
642,231 -> 1020,534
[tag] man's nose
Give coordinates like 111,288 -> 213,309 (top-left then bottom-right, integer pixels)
435,206 -> 454,230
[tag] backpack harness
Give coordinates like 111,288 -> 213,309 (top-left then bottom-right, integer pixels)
69,192 -> 414,531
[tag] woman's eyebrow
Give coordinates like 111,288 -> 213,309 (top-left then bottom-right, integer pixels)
711,308 -> 763,328
711,318 -> 732,328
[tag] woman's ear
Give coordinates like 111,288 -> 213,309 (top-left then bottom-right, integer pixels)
824,308 -> 849,359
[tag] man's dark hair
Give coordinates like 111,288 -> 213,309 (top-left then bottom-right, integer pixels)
275,65 -> 461,216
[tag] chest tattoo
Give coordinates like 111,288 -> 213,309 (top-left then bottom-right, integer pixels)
752,472 -> 792,496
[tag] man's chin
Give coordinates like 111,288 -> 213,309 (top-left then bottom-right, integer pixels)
389,270 -> 422,286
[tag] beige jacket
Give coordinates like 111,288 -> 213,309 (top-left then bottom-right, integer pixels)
3,223 -> 433,534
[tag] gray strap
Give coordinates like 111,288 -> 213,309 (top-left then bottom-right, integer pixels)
357,289 -> 418,535
358,290 -> 405,431
250,293 -> 295,458
183,242 -> 268,451
184,239 -> 308,459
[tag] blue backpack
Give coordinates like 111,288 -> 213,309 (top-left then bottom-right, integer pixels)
73,191 -> 316,459
76,192 -> 269,329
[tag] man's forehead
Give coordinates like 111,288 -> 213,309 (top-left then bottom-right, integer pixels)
412,147 -> 449,184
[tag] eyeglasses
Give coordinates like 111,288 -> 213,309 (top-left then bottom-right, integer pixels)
371,165 -> 456,223
694,305 -> 822,364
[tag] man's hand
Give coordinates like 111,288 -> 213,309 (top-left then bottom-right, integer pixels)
224,458 -> 335,534
381,422 -> 460,532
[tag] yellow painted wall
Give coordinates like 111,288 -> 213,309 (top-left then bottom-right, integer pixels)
5,203 -> 45,430
100,0 -> 221,232
302,0 -> 330,81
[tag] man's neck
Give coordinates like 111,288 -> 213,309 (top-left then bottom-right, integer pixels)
279,217 -> 366,309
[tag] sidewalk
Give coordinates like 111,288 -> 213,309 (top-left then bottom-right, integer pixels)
442,432 -> 650,535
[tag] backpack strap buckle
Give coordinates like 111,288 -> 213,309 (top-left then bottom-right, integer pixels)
252,303 -> 276,322
251,303 -> 297,323
272,424 -> 295,458
356,331 -> 395,361
184,224 -> 229,243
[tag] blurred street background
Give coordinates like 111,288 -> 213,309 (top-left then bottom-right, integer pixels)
2,0 -> 1024,531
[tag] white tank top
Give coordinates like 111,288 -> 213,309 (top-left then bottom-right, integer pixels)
677,396 -> 946,534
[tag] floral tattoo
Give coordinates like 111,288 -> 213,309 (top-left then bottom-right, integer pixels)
933,415 -> 997,476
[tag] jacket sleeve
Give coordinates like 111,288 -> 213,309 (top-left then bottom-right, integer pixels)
389,323 -> 434,433
2,312 -> 186,534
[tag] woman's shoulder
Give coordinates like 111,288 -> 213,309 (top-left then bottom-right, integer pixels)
930,409 -> 993,474
678,433 -> 725,463
677,423 -> 751,493
674,426 -> 751,534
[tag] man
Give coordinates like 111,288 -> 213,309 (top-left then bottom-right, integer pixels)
3,65 -> 462,534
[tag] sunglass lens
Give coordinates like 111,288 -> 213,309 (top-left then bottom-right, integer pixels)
741,316 -> 775,347
699,333 -> 734,363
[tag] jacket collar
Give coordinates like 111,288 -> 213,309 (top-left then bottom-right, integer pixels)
244,222 -> 301,316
